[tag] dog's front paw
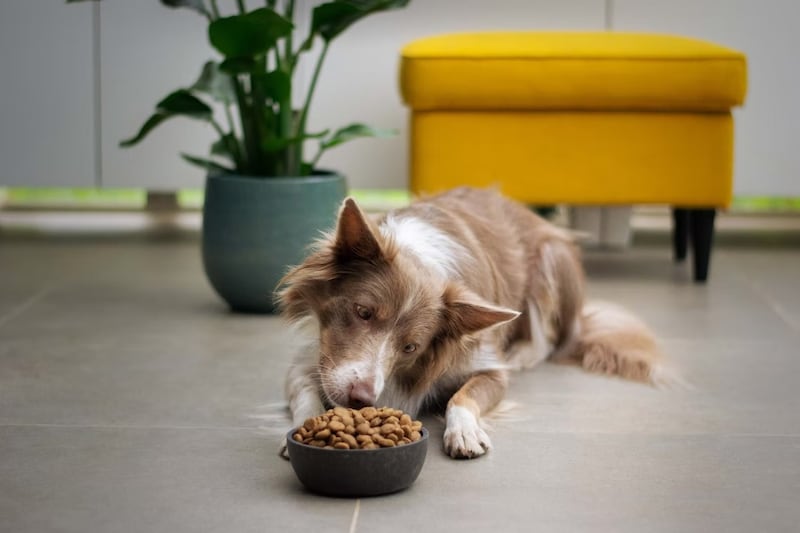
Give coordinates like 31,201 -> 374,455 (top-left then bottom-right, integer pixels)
278,437 -> 290,461
443,405 -> 491,459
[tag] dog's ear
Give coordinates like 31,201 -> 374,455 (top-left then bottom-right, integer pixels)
441,285 -> 521,337
276,247 -> 336,321
277,198 -> 382,320
335,198 -> 383,262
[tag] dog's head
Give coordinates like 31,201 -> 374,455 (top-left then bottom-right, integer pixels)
278,198 -> 518,409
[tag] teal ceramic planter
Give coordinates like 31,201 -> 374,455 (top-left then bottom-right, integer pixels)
202,172 -> 347,313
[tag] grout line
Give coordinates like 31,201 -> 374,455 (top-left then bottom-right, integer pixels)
761,300 -> 799,333
348,499 -> 360,533
734,269 -> 800,334
0,287 -> 50,331
604,0 -> 614,31
2,424 -> 799,440
92,1 -> 103,188
749,280 -> 800,334
0,423 -> 267,432
447,428 -> 800,439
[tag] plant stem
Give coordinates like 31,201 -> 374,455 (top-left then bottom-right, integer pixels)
290,34 -> 313,73
279,0 -> 296,174
309,143 -> 324,170
236,0 -> 246,14
224,104 -> 237,138
278,105 -> 294,175
210,119 -> 243,168
219,107 -> 244,169
232,76 -> 257,173
296,40 -> 329,173
209,0 -> 221,18
210,119 -> 226,139
249,56 -> 273,174
283,0 -> 295,65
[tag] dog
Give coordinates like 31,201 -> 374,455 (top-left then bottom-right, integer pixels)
278,187 -> 666,459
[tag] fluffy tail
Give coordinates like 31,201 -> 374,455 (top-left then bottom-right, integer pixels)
553,301 -> 680,387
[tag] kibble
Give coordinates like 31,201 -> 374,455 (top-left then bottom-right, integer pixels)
293,407 -> 424,450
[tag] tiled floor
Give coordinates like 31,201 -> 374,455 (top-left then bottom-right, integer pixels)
1,228 -> 798,533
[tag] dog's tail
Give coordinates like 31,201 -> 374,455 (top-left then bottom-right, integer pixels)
552,301 -> 681,387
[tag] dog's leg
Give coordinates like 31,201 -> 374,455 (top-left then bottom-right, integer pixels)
286,370 -> 325,428
505,301 -> 554,371
527,238 -> 585,357
443,369 -> 508,459
280,345 -> 325,459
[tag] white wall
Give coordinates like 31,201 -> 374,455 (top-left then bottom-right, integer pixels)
0,1 -> 96,187
0,0 -> 605,190
99,1 -> 221,190
1,0 -> 798,196
612,0 -> 800,196
306,0 -> 606,189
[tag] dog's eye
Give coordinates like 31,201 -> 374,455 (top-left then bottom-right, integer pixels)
354,304 -> 373,321
403,343 -> 418,354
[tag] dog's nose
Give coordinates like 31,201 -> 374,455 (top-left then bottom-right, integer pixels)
347,380 -> 376,409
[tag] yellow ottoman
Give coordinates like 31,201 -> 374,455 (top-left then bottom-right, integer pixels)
400,32 -> 747,281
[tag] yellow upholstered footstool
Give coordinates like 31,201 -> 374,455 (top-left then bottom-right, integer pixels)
399,32 -> 747,281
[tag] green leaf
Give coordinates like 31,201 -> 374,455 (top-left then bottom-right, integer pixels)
210,137 -> 228,157
312,3 -> 359,41
312,0 -> 409,42
119,90 -> 213,148
308,129 -> 334,139
156,89 -> 212,118
211,134 -> 238,158
190,61 -> 236,104
209,8 -> 293,58
263,130 -> 330,152
219,57 -> 258,74
119,112 -> 172,148
160,0 -> 210,18
297,34 -> 315,53
181,153 -> 235,173
253,70 -> 291,102
320,123 -> 396,150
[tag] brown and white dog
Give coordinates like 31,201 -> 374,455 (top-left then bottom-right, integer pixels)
278,187 -> 666,459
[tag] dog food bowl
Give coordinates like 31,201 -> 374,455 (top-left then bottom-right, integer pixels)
285,428 -> 428,497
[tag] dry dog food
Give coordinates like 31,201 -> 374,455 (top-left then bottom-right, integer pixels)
293,406 -> 423,450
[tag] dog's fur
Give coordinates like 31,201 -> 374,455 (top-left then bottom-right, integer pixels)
278,187 -> 665,458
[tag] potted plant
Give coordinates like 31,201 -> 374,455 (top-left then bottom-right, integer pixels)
68,0 -> 409,312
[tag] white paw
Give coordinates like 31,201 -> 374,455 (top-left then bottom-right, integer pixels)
443,406 -> 492,459
278,437 -> 290,460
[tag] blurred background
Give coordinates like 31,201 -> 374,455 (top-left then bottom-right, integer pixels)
2,2 -> 799,531
0,0 -> 798,213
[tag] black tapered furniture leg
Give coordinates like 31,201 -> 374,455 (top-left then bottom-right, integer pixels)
672,208 -> 690,262
689,208 -> 716,283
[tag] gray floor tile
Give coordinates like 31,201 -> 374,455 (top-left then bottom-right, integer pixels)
583,248 -> 797,341
722,248 -> 800,332
497,337 -> 800,437
0,311 -> 294,427
0,426 -> 356,533
359,433 -> 800,533
0,287 -> 48,327
1,235 -> 799,532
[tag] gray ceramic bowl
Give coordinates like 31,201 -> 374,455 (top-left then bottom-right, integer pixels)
286,428 -> 429,497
